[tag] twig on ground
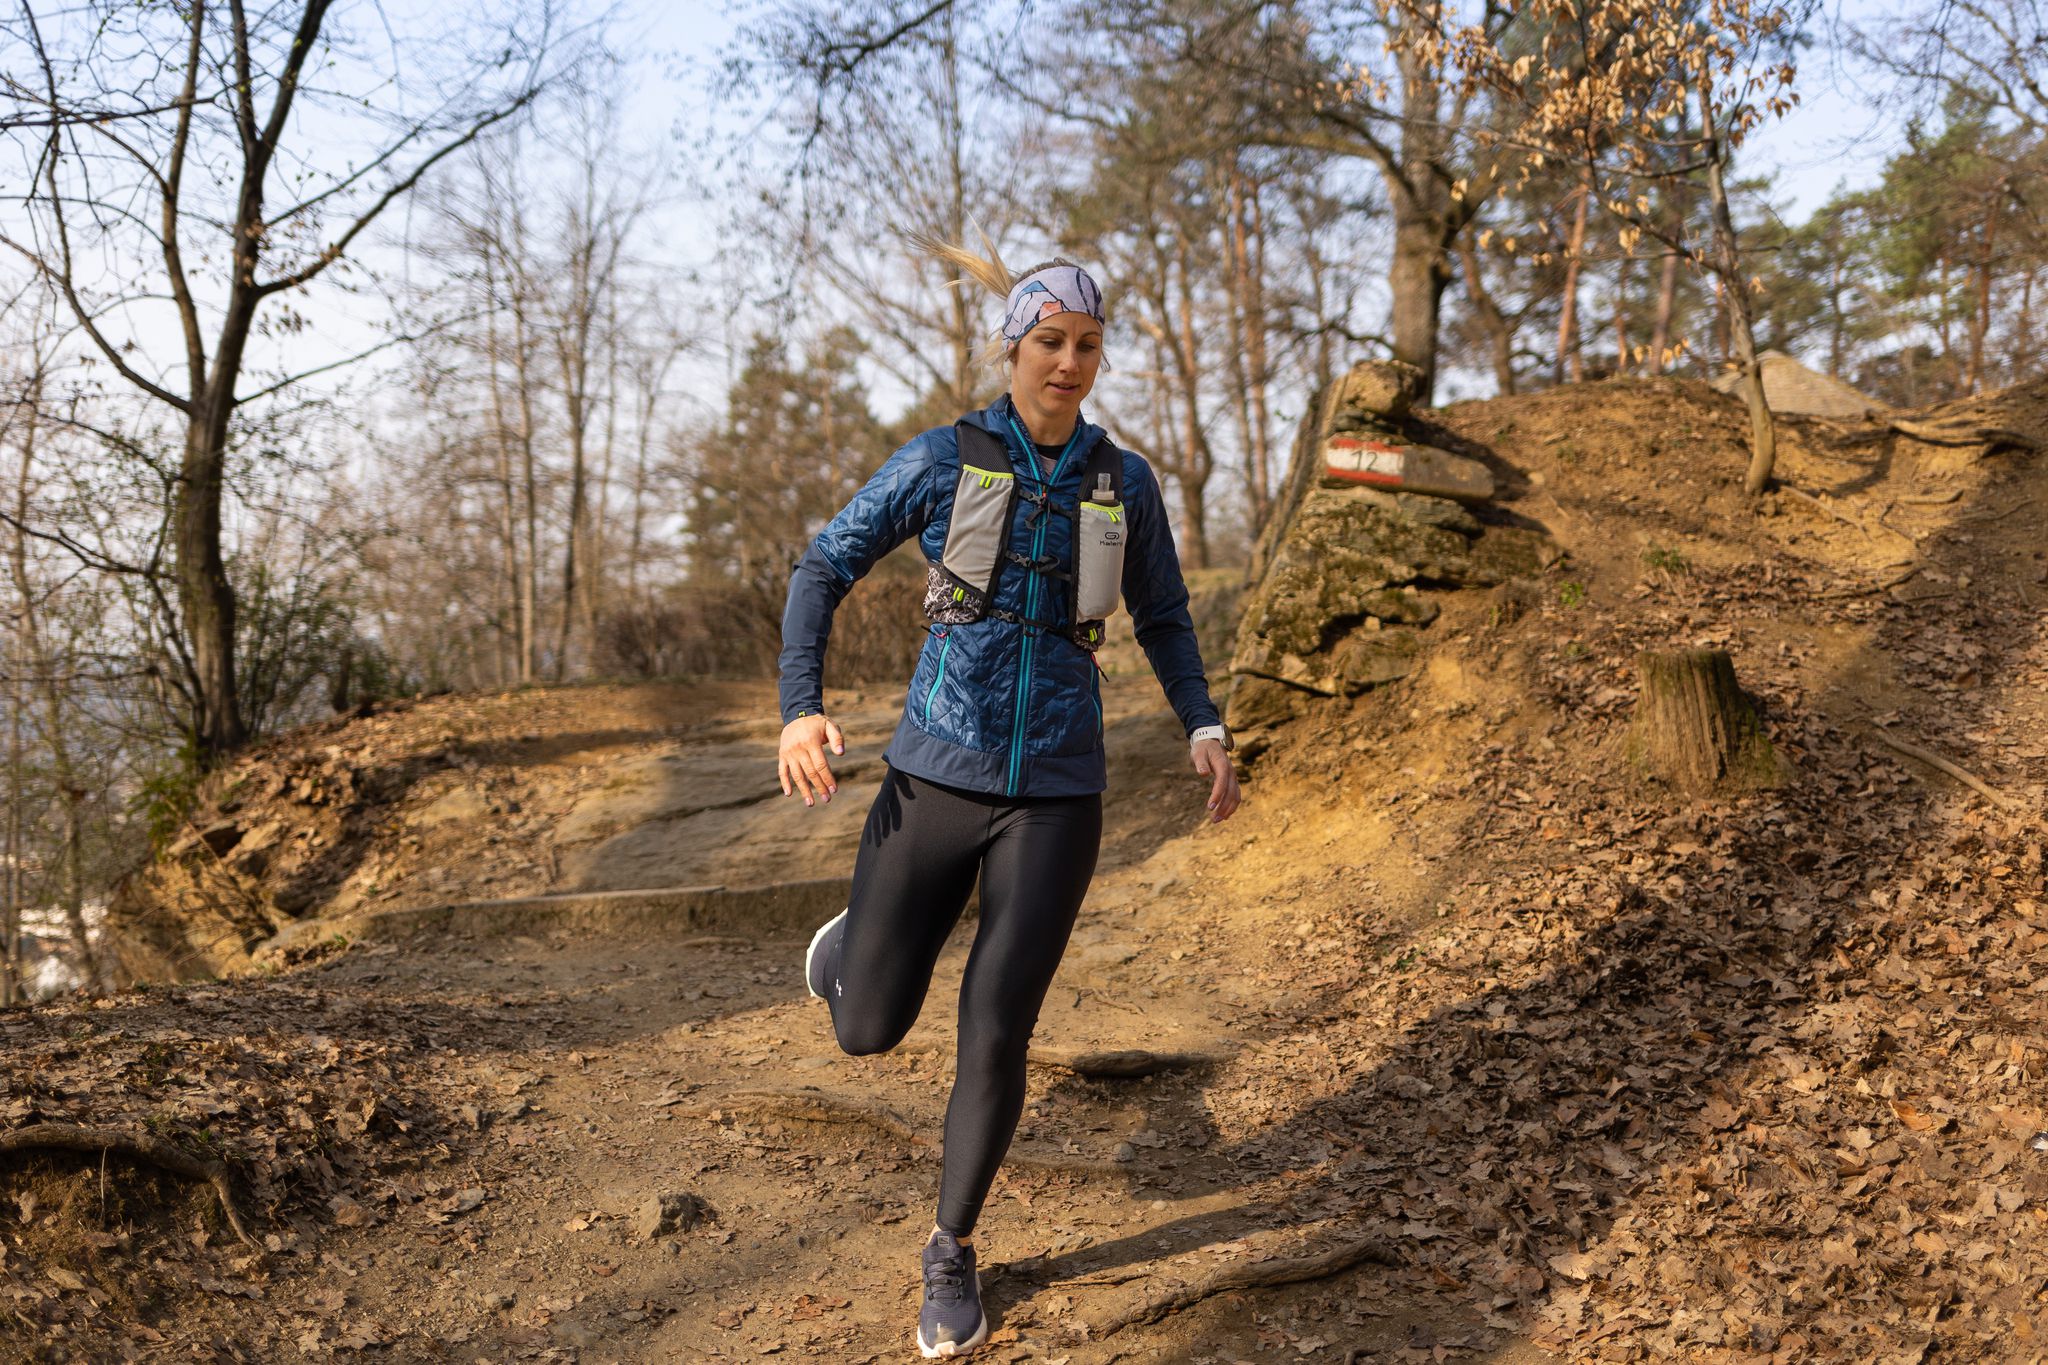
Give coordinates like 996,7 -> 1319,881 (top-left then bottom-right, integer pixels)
0,1123 -> 260,1248
1085,1226 -> 1399,1337
1871,732 -> 2019,811
1965,497 -> 2036,523
1897,489 -> 1964,505
1818,565 -> 1921,600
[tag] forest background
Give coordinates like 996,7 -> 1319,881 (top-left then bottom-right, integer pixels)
0,0 -> 2035,999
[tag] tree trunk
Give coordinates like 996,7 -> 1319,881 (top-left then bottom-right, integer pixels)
1627,649 -> 1785,795
1613,250 -> 1632,375
176,405 -> 246,760
1457,234 -> 1517,395
1557,170 -> 1591,384
1389,207 -> 1454,403
1966,196 -> 1996,396
1937,251 -> 1952,373
1177,472 -> 1211,573
1244,179 -> 1274,536
1223,167 -> 1261,535
1381,42 -> 1465,404
57,790 -> 95,991
512,285 -> 541,685
1299,195 -> 1336,396
1696,77 -> 1776,497
10,363 -> 101,989
1,669 -> 20,1005
941,13 -> 975,414
483,248 -> 526,687
1650,245 -> 1679,374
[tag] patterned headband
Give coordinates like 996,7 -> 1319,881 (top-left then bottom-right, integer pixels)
1000,265 -> 1105,346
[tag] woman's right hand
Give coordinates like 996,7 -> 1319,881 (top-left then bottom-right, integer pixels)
778,713 -> 845,807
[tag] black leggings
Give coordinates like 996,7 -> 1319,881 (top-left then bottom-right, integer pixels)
822,765 -> 1102,1235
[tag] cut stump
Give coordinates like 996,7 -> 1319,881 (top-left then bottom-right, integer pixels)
1626,649 -> 1787,795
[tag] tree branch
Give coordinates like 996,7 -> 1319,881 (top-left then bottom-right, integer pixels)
256,89 -> 542,299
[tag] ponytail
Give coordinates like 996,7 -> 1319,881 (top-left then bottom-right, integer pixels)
904,229 -> 1098,369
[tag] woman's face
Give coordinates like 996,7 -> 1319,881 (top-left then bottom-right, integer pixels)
1009,312 -> 1103,439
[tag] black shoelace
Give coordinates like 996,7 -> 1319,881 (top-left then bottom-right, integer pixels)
924,1253 -> 966,1304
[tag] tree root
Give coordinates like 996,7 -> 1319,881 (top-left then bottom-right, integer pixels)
1871,731 -> 2019,811
678,1088 -> 922,1143
1083,1221 -> 1399,1338
1889,419 -> 2038,451
1779,485 -> 1915,549
0,1123 -> 260,1248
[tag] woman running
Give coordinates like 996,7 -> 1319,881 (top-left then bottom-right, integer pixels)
775,238 -> 1239,1358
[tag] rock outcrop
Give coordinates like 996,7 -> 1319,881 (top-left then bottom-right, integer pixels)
1227,361 -> 1559,740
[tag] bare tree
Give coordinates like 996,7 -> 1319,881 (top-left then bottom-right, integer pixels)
6,339 -> 100,988
0,0 -> 573,762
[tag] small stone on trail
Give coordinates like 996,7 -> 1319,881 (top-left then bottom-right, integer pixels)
636,1192 -> 714,1241
1113,1143 -> 1137,1163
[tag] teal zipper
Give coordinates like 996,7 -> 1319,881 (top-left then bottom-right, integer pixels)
1003,412 -> 1081,796
922,631 -> 952,724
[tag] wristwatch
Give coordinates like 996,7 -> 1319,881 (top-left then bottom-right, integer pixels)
1189,724 -> 1234,752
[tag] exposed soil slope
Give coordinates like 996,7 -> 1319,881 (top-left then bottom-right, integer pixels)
8,375 -> 2048,1364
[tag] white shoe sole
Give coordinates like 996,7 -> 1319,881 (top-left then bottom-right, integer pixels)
804,908 -> 847,1000
915,1273 -> 987,1358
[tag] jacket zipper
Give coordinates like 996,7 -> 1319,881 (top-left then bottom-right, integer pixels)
923,630 -> 951,725
1004,414 -> 1080,796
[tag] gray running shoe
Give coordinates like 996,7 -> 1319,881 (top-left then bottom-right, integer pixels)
804,908 -> 847,1001
917,1230 -> 987,1357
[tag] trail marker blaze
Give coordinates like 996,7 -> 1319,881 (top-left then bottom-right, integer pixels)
1324,437 -> 1496,504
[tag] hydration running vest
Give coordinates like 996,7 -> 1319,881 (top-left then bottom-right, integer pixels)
922,420 -> 1127,650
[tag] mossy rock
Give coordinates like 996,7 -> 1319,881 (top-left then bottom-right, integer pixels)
1319,485 -> 1484,534
1292,492 -> 1472,565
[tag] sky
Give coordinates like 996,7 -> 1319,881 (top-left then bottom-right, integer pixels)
1,0 -> 1914,432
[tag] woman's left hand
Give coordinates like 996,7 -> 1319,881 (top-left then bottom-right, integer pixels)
1191,739 -> 1241,823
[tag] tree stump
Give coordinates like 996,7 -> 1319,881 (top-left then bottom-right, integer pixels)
1626,649 -> 1787,795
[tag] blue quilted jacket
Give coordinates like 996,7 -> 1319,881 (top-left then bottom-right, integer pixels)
778,396 -> 1220,797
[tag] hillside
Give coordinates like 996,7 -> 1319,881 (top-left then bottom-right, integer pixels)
6,369 -> 2046,1363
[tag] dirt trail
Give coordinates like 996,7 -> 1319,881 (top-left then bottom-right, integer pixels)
247,671 -> 1529,1364
13,376 -> 2048,1363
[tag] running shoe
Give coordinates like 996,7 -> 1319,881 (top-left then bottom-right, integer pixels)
917,1230 -> 987,1357
804,908 -> 847,1001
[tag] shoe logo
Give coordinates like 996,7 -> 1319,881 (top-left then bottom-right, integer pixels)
833,978 -> 842,998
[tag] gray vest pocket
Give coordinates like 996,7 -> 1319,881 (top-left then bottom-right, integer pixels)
937,463 -> 1016,612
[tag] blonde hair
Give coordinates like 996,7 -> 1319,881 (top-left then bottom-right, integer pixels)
904,228 -> 1096,369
